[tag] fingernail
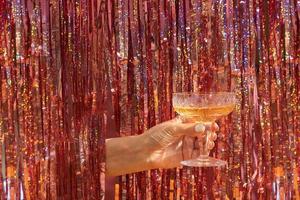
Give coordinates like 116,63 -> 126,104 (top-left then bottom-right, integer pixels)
213,123 -> 219,131
207,141 -> 215,150
211,132 -> 218,141
194,124 -> 205,133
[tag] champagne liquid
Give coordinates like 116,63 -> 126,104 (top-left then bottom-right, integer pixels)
174,104 -> 235,122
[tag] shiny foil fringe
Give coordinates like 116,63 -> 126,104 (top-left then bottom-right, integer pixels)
0,0 -> 299,199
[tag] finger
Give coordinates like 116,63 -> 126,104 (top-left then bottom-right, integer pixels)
182,136 -> 195,160
206,130 -> 215,141
209,132 -> 218,141
174,123 -> 206,137
207,140 -> 215,150
206,123 -> 219,141
191,139 -> 200,159
210,122 -> 219,132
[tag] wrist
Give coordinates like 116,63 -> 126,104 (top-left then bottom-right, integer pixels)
138,133 -> 164,169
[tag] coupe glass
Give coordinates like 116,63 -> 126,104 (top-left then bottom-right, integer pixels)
172,92 -> 236,167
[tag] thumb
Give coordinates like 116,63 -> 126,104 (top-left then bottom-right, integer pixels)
170,121 -> 206,137
148,120 -> 207,148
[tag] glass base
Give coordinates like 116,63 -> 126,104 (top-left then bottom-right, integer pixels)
180,156 -> 227,167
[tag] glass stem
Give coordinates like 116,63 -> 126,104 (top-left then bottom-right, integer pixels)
199,122 -> 213,158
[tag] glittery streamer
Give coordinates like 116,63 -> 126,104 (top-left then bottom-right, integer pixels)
0,0 -> 299,199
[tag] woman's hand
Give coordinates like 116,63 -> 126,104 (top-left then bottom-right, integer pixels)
106,118 -> 219,176
143,118 -> 219,169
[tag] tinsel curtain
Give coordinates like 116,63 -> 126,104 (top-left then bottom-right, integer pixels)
0,0 -> 299,199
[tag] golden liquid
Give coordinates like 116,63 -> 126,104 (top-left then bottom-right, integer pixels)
174,104 -> 235,122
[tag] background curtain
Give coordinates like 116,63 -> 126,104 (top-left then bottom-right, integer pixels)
0,0 -> 299,199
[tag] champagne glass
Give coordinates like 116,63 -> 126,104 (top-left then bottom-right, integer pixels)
172,92 -> 236,167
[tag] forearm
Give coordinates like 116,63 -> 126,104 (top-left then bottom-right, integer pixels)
106,134 -> 155,176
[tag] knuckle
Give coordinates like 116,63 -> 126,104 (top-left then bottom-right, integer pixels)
172,125 -> 182,133
163,126 -> 176,135
213,123 -> 219,131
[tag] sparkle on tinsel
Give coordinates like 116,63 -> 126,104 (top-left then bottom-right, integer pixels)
0,0 -> 299,199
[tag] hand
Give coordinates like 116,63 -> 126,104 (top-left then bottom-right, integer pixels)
143,118 -> 219,169
106,118 -> 219,176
